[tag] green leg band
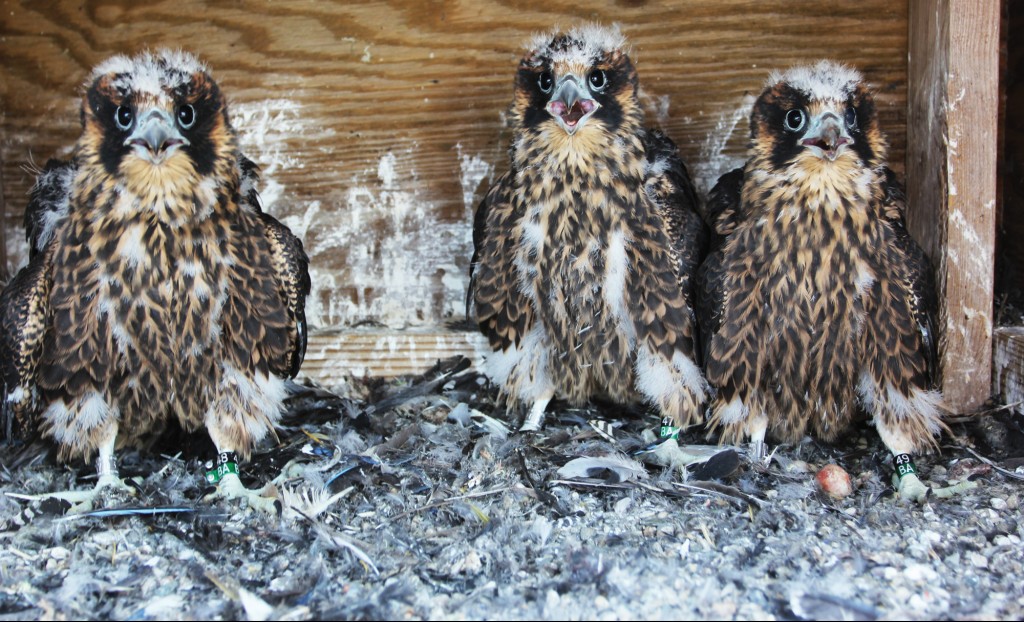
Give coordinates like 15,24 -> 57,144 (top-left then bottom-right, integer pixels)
205,451 -> 240,484
659,417 -> 680,440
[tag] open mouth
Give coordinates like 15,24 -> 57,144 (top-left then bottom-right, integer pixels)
801,136 -> 851,161
130,138 -> 186,152
548,98 -> 597,132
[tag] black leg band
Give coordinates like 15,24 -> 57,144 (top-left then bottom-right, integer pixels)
893,453 -> 917,479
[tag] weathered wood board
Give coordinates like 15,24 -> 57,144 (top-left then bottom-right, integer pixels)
0,0 -> 909,335
994,327 -> 1024,415
302,327 -> 488,383
906,0 -> 1000,413
5,1 -> 1002,406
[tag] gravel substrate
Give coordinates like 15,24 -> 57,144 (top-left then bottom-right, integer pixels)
2,361 -> 1023,621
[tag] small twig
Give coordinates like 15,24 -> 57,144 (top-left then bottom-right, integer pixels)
548,478 -> 635,490
515,449 -> 567,515
55,505 -> 198,521
674,481 -> 766,509
296,507 -> 379,575
376,486 -> 521,527
550,477 -> 764,511
945,400 -> 1023,422
953,445 -> 1024,481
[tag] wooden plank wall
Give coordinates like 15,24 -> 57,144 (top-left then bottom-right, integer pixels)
907,0 -> 1000,413
0,0 -> 917,382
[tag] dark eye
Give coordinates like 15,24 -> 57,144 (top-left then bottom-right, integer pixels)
115,105 -> 133,131
784,108 -> 806,133
538,71 -> 553,94
588,69 -> 606,91
844,106 -> 858,130
177,104 -> 196,129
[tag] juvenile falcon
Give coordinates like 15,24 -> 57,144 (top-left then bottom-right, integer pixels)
469,25 -> 707,431
697,61 -> 966,501
1,50 -> 310,512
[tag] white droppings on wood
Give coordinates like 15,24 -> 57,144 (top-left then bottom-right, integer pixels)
692,94 -> 754,197
639,88 -> 672,129
298,149 -> 475,329
949,209 -> 990,274
232,98 -> 327,211
457,144 -> 494,214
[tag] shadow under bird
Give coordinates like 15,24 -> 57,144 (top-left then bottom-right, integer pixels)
469,24 -> 708,432
1,50 -> 310,513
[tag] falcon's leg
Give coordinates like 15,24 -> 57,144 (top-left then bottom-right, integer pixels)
708,393 -> 765,462
201,374 -> 285,514
872,405 -> 974,504
520,387 -> 555,432
30,424 -> 135,513
202,448 -> 281,514
633,348 -> 707,430
202,439 -> 281,515
747,413 -> 769,466
483,325 -> 557,432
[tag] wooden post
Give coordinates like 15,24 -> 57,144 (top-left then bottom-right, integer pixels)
907,1 -> 1000,412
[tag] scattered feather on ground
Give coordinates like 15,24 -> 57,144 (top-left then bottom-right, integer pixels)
2,356 -> 1023,620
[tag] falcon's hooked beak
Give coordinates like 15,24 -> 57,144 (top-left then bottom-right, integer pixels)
800,111 -> 851,162
125,109 -> 189,163
546,74 -> 600,135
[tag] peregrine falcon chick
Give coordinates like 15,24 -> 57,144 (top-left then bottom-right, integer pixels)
1,50 -> 310,513
697,61 -> 971,501
469,25 -> 707,432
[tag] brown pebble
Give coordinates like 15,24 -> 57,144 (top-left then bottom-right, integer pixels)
816,464 -> 853,499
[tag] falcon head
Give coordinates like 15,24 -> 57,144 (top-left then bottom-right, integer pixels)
510,24 -> 641,154
78,50 -> 237,204
750,60 -> 887,175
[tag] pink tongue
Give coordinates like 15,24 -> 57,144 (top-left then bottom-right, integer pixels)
561,100 -> 595,124
807,138 -> 831,150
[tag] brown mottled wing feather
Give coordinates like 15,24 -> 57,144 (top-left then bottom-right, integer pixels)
232,156 -> 310,378
628,129 -> 706,365
36,221 -> 114,425
642,129 -> 707,304
0,244 -> 55,441
878,167 -> 940,386
237,155 -> 263,212
695,167 -> 744,365
466,170 -> 491,321
701,167 -> 745,237
470,171 -> 534,350
259,211 -> 311,377
25,158 -> 76,259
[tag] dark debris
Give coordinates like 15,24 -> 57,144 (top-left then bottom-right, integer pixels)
2,356 -> 1024,619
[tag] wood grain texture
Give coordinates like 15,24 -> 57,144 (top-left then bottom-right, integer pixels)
301,327 -> 488,383
0,0 -> 910,333
907,0 -> 999,412
994,327 -> 1024,415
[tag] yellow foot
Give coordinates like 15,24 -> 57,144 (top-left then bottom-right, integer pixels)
519,392 -> 553,433
15,473 -> 137,514
894,472 -> 979,503
749,438 -> 768,466
205,473 -> 281,514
